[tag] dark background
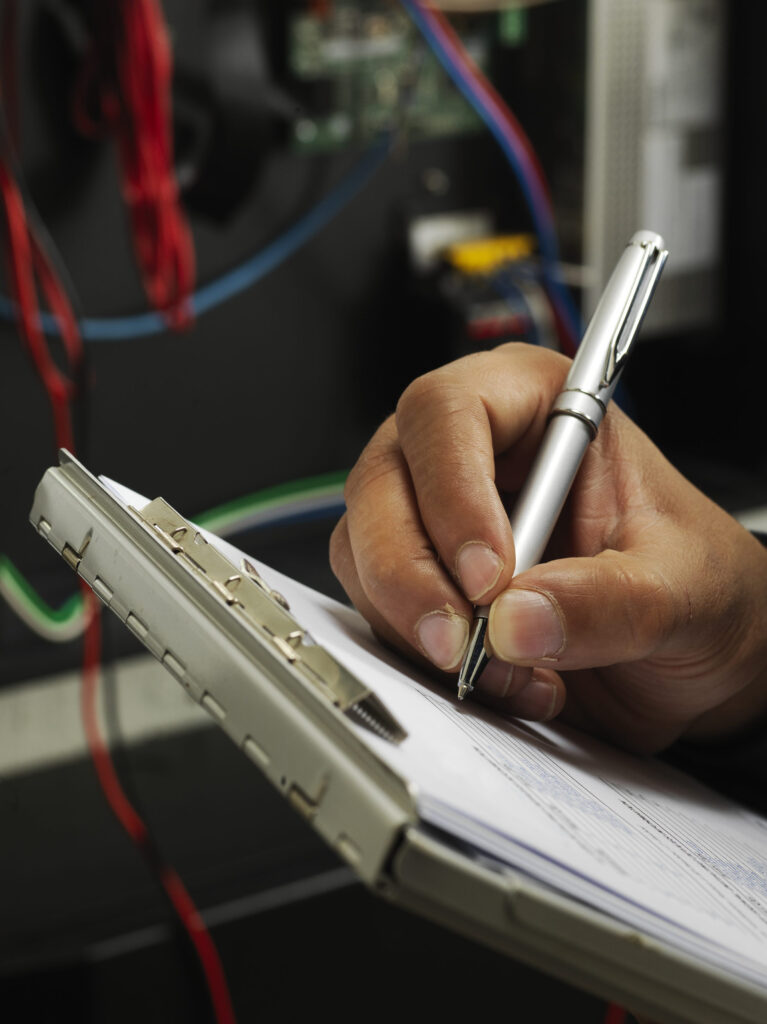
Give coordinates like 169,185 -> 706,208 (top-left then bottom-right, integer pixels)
4,0 -> 767,682
2,1 -> 766,1021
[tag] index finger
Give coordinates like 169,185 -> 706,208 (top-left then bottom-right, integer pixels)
395,343 -> 571,606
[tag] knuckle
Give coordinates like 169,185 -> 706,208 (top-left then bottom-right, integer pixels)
397,381 -> 478,472
363,549 -> 404,605
495,340 -> 571,382
343,419 -> 400,506
396,345 -> 570,434
344,446 -> 400,506
395,370 -> 449,426
496,338 -> 547,363
364,543 -> 437,607
395,360 -> 481,428
328,517 -> 348,580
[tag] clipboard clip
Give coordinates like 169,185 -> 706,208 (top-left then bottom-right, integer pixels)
132,498 -> 407,745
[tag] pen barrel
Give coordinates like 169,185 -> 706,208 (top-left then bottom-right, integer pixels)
509,414 -> 593,576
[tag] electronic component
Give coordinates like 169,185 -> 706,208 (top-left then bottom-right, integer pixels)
287,1 -> 496,150
439,253 -> 557,352
406,218 -> 556,356
440,231 -> 557,348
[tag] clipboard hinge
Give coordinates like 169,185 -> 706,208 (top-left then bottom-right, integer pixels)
61,529 -> 93,571
269,629 -> 305,663
129,497 -> 407,745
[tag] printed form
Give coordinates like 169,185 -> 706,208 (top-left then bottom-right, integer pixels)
256,545 -> 767,988
104,480 -> 767,989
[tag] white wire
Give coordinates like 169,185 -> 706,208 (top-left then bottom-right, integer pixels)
0,577 -> 85,642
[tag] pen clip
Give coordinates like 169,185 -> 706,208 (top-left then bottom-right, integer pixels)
601,239 -> 668,389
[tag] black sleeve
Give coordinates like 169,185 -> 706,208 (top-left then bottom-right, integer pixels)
663,733 -> 767,816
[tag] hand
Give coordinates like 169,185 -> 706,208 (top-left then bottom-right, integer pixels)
330,343 -> 767,753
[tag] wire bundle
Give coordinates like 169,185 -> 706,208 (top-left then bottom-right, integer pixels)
399,0 -> 581,354
74,0 -> 195,327
0,149 -> 83,452
2,11 -> 237,1019
1,155 -> 237,1024
0,138 -> 389,342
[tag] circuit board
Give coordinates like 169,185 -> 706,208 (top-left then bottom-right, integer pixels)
287,1 -> 502,151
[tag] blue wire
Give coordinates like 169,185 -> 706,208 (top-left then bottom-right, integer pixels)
407,1 -> 551,242
400,0 -> 583,345
0,140 -> 389,342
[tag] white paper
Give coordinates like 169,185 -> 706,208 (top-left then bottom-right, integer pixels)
264,566 -> 767,985
103,478 -> 767,985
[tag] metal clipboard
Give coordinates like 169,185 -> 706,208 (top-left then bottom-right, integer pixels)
29,451 -> 767,1024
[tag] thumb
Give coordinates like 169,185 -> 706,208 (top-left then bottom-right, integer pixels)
487,550 -> 683,670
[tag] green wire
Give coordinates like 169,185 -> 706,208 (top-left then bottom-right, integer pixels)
0,470 -> 348,634
195,470 -> 348,533
0,555 -> 83,624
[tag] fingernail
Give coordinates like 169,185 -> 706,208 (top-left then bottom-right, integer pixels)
490,589 -> 565,662
507,677 -> 559,721
416,610 -> 469,670
455,541 -> 503,602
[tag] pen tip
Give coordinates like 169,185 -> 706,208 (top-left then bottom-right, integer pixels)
457,617 -> 491,700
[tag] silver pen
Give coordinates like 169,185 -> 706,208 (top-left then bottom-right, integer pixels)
457,230 -> 669,700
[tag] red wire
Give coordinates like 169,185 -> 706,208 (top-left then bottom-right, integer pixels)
0,169 -> 237,1024
604,1003 -> 628,1024
419,3 -> 579,356
423,1 -> 553,207
74,0 -> 195,328
3,40 -> 233,1021
80,588 -> 238,1024
0,159 -> 76,452
30,239 -> 84,372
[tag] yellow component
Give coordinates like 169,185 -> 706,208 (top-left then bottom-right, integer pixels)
446,233 -> 536,275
